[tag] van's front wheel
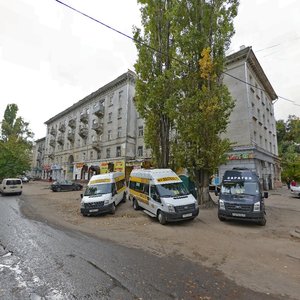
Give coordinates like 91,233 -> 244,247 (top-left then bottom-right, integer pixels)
157,211 -> 167,225
133,198 -> 139,210
258,217 -> 266,226
111,203 -> 116,215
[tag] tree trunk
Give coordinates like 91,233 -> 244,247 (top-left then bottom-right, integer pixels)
195,169 -> 214,206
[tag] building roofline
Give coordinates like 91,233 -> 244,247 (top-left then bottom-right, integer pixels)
226,46 -> 278,100
34,137 -> 46,143
44,70 -> 136,124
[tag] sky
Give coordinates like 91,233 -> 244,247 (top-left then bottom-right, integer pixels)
0,0 -> 299,140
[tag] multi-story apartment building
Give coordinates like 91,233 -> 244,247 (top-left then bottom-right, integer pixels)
221,46 -> 281,189
32,47 -> 280,189
31,137 -> 45,179
43,70 -> 150,181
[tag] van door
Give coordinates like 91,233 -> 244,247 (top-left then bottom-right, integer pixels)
149,185 -> 162,215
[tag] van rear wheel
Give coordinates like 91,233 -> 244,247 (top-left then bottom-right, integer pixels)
122,193 -> 126,203
157,211 -> 167,225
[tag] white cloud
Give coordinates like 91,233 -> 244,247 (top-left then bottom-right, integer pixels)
0,0 -> 299,141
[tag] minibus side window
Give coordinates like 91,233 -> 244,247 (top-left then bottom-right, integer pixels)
151,186 -> 160,202
111,183 -> 117,195
143,184 -> 149,195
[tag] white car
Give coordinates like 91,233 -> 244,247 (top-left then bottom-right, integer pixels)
290,185 -> 300,197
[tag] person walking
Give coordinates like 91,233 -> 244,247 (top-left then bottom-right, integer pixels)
291,179 -> 296,187
287,178 -> 291,189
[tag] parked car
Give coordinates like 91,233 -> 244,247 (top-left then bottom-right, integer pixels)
290,185 -> 300,198
50,180 -> 83,192
20,176 -> 29,183
0,178 -> 23,195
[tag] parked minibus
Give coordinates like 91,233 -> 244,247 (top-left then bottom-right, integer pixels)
80,172 -> 126,216
128,168 -> 199,225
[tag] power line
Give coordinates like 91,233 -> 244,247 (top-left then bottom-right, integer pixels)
55,0 -> 298,108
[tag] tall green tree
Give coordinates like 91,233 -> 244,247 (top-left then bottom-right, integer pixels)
134,0 -> 176,168
276,115 -> 300,182
0,104 -> 34,178
134,0 -> 239,204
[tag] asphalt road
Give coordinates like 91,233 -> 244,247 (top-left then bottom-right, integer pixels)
0,194 -> 284,300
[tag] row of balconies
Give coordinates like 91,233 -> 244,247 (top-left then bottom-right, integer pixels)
49,122 -> 104,146
50,103 -> 105,136
47,140 -> 103,161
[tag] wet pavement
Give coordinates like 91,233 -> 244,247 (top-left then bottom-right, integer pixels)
0,193 -> 288,300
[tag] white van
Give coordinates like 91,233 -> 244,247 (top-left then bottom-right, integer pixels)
80,172 -> 126,216
128,169 -> 199,225
0,178 -> 23,195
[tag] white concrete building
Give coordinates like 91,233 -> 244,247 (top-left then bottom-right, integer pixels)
221,46 -> 281,189
42,70 -> 151,181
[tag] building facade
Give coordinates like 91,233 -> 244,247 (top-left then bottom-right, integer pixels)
221,46 -> 281,189
31,137 -> 45,179
42,70 -> 150,181
32,47 -> 281,189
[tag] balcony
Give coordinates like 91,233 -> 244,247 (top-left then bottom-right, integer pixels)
49,138 -> 56,147
68,118 -> 76,129
57,134 -> 65,145
79,126 -> 88,139
50,127 -> 56,136
59,123 -> 66,132
80,112 -> 89,124
67,131 -> 75,142
92,141 -> 101,152
92,122 -> 103,134
93,103 -> 105,118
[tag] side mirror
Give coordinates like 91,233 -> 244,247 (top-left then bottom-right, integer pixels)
263,191 -> 268,199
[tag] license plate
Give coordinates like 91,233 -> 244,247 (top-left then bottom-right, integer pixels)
10,186 -> 17,189
182,213 -> 192,218
89,209 -> 98,213
232,213 -> 246,217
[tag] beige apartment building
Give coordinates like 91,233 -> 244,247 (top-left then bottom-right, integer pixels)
221,46 -> 281,189
42,70 -> 150,182
32,47 -> 281,189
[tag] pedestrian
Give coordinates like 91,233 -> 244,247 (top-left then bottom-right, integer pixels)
291,179 -> 296,187
286,178 -> 291,189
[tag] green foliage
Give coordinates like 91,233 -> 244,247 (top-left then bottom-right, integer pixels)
277,115 -> 300,182
0,104 -> 34,179
134,0 -> 239,203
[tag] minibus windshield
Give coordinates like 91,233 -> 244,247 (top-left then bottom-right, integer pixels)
156,182 -> 189,197
221,181 -> 259,196
84,183 -> 112,196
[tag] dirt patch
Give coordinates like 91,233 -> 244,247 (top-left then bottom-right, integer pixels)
19,181 -> 300,299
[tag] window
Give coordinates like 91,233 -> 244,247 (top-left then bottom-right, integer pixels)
117,127 -> 122,138
118,90 -> 123,101
108,112 -> 112,123
116,146 -> 121,157
109,94 -> 113,106
108,130 -> 112,141
118,108 -> 122,118
90,151 -> 94,160
116,178 -> 126,191
137,146 -> 143,157
106,148 -> 110,158
82,152 -> 86,161
138,126 -> 144,137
